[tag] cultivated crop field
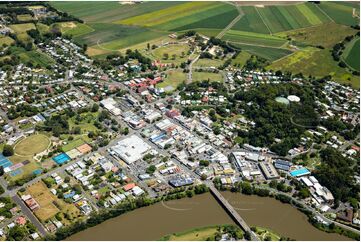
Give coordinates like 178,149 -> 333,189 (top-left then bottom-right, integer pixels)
342,37 -> 360,71
222,30 -> 287,47
230,43 -> 293,61
318,1 -> 359,26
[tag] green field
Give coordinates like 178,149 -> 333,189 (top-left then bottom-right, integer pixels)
229,43 -> 293,61
14,134 -> 50,156
267,47 -> 359,88
343,37 -> 360,71
194,58 -> 225,68
231,51 -> 252,68
117,2 -> 220,27
54,22 -> 94,37
51,1 -> 183,23
192,71 -> 223,83
17,14 -> 33,22
1,46 -> 55,67
9,23 -> 36,33
256,3 -> 330,33
0,36 -> 14,46
222,30 -> 287,47
62,138 -> 85,152
276,22 -> 358,48
151,44 -> 190,64
156,3 -> 238,31
157,69 -> 186,91
318,1 -> 359,26
231,6 -> 270,34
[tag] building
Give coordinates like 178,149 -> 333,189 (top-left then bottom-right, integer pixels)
259,162 -> 279,179
110,135 -> 152,164
274,159 -> 292,171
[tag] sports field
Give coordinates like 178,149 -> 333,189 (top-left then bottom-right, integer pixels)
157,69 -> 186,91
54,22 -> 94,37
342,37 -> 360,71
151,44 -> 190,64
14,134 -> 50,156
192,71 -> 223,83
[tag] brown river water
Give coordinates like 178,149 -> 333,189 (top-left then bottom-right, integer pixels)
67,192 -> 351,241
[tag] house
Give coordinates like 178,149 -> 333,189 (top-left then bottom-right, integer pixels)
123,183 -> 136,192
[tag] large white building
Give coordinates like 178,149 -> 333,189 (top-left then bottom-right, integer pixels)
110,135 -> 152,164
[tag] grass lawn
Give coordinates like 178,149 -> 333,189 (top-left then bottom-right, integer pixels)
151,44 -> 190,64
0,36 -> 14,46
267,47 -> 359,89
36,23 -> 50,35
275,22 -> 358,48
253,227 -> 281,241
194,58 -> 225,68
9,23 -> 36,33
17,14 -> 33,22
157,69 -> 186,91
62,138 -> 85,152
231,51 -> 252,68
160,225 -> 219,241
342,37 -> 360,71
14,134 -> 50,156
192,71 -> 223,82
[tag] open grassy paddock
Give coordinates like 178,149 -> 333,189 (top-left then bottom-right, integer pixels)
9,23 -> 36,33
14,134 -> 50,156
25,181 -> 80,223
0,36 -> 14,46
231,51 -> 252,68
54,21 -> 94,37
160,225 -> 220,241
229,43 -> 293,61
192,71 -> 223,83
275,22 -> 358,48
151,44 -> 190,64
157,69 -> 186,91
267,47 -> 359,88
194,58 -> 226,68
17,14 -> 34,22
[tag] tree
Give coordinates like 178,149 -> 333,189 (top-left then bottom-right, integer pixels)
91,103 -> 99,112
163,53 -> 169,60
8,225 -> 27,241
2,144 -> 14,157
146,165 -> 156,174
199,160 -> 210,167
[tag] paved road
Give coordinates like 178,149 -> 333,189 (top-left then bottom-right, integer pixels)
12,195 -> 47,237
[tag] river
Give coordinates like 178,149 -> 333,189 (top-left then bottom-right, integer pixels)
68,192 -> 351,241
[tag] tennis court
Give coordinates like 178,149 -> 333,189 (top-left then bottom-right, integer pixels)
0,154 -> 13,168
53,153 -> 71,165
9,169 -> 23,177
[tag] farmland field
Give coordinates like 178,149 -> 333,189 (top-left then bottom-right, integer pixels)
342,37 -> 360,71
317,1 -> 359,26
14,134 -> 50,156
117,2 -> 220,27
229,43 -> 293,61
256,3 -> 330,33
231,6 -> 270,34
267,47 -> 359,88
155,3 -> 238,31
222,30 -> 287,47
276,22 -> 358,48
50,1 -> 183,23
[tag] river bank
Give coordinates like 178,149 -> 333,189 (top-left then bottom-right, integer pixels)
66,192 -> 351,241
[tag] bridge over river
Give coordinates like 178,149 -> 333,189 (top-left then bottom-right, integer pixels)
205,181 -> 259,241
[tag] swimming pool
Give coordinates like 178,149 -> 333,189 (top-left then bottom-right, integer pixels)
53,153 -> 71,165
290,168 -> 310,177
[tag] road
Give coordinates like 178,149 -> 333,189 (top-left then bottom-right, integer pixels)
12,195 -> 47,237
